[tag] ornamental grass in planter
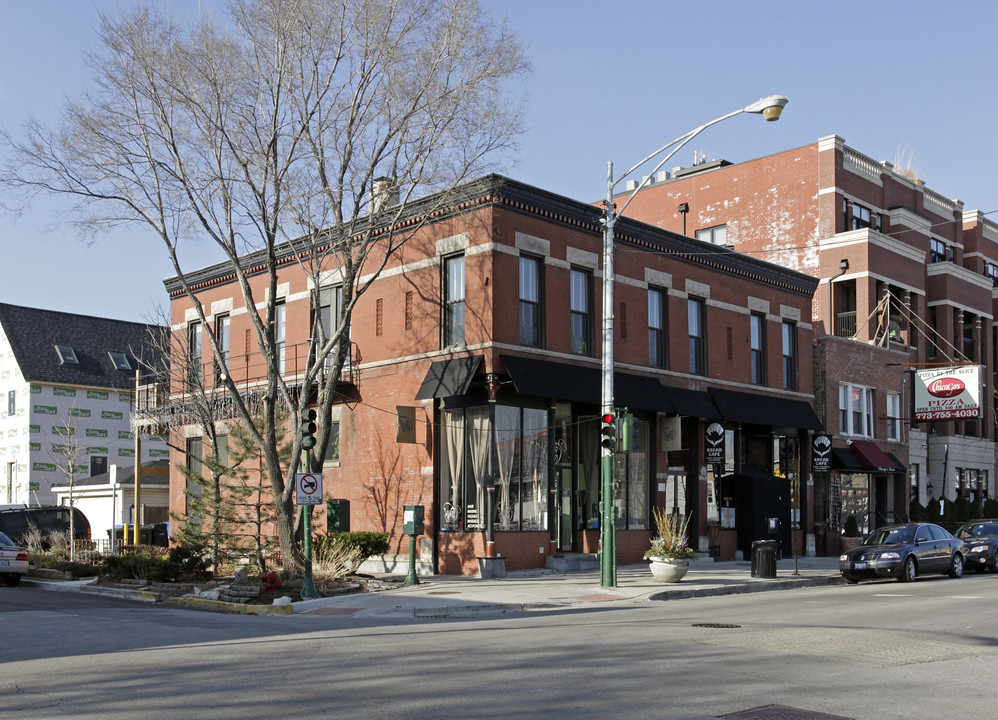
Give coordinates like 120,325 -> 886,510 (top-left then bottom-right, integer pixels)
644,508 -> 694,582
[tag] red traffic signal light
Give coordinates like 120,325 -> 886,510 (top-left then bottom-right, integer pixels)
600,413 -> 617,451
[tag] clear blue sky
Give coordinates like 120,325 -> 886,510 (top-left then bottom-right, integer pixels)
3,0 -> 997,323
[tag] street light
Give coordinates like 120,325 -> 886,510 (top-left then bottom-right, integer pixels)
598,95 -> 789,588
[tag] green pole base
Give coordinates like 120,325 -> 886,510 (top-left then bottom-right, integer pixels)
404,533 -> 419,586
301,576 -> 320,599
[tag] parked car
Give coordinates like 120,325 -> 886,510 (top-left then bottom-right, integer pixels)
954,519 -> 998,573
0,531 -> 29,587
839,522 -> 967,584
0,506 -> 91,547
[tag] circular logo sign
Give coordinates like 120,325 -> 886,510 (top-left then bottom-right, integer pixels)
928,378 -> 965,398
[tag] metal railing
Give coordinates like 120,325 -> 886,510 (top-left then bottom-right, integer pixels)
135,340 -> 359,431
836,311 -> 856,338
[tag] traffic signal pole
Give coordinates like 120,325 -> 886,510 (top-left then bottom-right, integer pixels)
600,412 -> 617,587
600,159 -> 617,588
300,408 -> 319,599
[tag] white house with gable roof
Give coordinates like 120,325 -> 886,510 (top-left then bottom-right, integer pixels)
0,303 -> 169,515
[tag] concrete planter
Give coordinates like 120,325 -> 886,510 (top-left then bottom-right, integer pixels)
647,557 -> 689,583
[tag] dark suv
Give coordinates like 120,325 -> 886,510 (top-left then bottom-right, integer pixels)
0,506 -> 91,547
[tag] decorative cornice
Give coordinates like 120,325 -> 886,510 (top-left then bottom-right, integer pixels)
165,174 -> 819,298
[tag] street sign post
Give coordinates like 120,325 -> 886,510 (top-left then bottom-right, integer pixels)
296,473 -> 323,505
296,469 -> 322,600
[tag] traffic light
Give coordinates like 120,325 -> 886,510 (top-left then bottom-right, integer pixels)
600,412 -> 617,451
301,408 -> 317,449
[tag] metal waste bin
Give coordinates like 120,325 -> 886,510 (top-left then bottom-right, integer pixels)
751,539 -> 777,578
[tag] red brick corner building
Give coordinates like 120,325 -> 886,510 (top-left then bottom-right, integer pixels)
165,175 -> 821,574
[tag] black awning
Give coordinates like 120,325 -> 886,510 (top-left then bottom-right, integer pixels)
414,355 -> 483,400
501,354 -> 598,405
500,355 -> 670,413
663,385 -> 720,419
617,374 -> 671,413
832,447 -> 868,473
708,388 -> 824,431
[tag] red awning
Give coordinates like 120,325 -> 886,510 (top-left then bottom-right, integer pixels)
849,440 -> 906,474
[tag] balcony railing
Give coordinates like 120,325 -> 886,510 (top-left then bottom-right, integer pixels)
135,340 -> 359,430
836,311 -> 856,338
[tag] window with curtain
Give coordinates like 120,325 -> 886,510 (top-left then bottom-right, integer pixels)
439,405 -> 549,532
750,313 -> 766,385
648,287 -> 667,369
570,267 -> 591,355
614,416 -> 649,530
214,314 -> 230,384
519,255 -> 542,347
275,301 -> 286,374
443,254 -> 465,347
839,383 -> 874,437
688,297 -> 706,375
187,321 -> 202,390
782,321 -> 797,390
317,285 -> 343,372
886,393 -> 900,441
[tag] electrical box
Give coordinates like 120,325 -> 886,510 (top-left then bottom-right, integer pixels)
403,505 -> 424,535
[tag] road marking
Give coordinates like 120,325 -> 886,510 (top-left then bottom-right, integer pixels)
948,595 -> 983,599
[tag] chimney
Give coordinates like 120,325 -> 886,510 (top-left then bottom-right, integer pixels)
373,177 -> 399,213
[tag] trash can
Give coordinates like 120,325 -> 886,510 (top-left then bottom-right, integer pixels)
751,539 -> 777,578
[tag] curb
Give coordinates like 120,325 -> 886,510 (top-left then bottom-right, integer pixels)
164,596 -> 294,615
647,574 -> 845,602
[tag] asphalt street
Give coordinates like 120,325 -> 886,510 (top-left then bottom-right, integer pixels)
2,572 -> 997,719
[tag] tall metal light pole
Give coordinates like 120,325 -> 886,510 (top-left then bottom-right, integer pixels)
598,95 -> 789,588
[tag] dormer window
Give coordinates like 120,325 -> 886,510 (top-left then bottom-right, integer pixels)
55,345 -> 79,365
109,351 -> 132,371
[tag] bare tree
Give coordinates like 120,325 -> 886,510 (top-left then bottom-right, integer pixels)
1,0 -> 528,573
47,408 -> 88,561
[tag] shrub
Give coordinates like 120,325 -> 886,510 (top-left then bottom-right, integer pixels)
29,553 -> 101,577
169,543 -> 210,576
324,532 -> 390,560
842,515 -> 859,538
953,496 -> 972,523
312,540 -> 364,583
984,498 -> 998,518
100,545 -> 177,582
909,500 -> 925,523
314,532 -> 390,574
925,497 -> 942,521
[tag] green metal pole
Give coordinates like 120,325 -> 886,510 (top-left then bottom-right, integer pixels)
600,451 -> 616,586
404,533 -> 419,586
300,447 -> 319,599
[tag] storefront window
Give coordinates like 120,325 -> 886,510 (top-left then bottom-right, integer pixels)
439,405 -> 549,532
614,417 -> 650,530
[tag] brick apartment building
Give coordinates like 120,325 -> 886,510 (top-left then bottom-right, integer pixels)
164,175 -> 820,574
619,135 -> 995,552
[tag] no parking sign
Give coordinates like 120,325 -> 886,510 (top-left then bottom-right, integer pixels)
295,473 -> 323,505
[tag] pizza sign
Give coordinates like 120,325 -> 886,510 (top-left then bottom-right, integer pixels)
913,365 -> 982,421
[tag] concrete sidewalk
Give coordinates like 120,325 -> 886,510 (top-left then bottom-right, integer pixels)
291,556 -> 844,618
23,556 -> 844,617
